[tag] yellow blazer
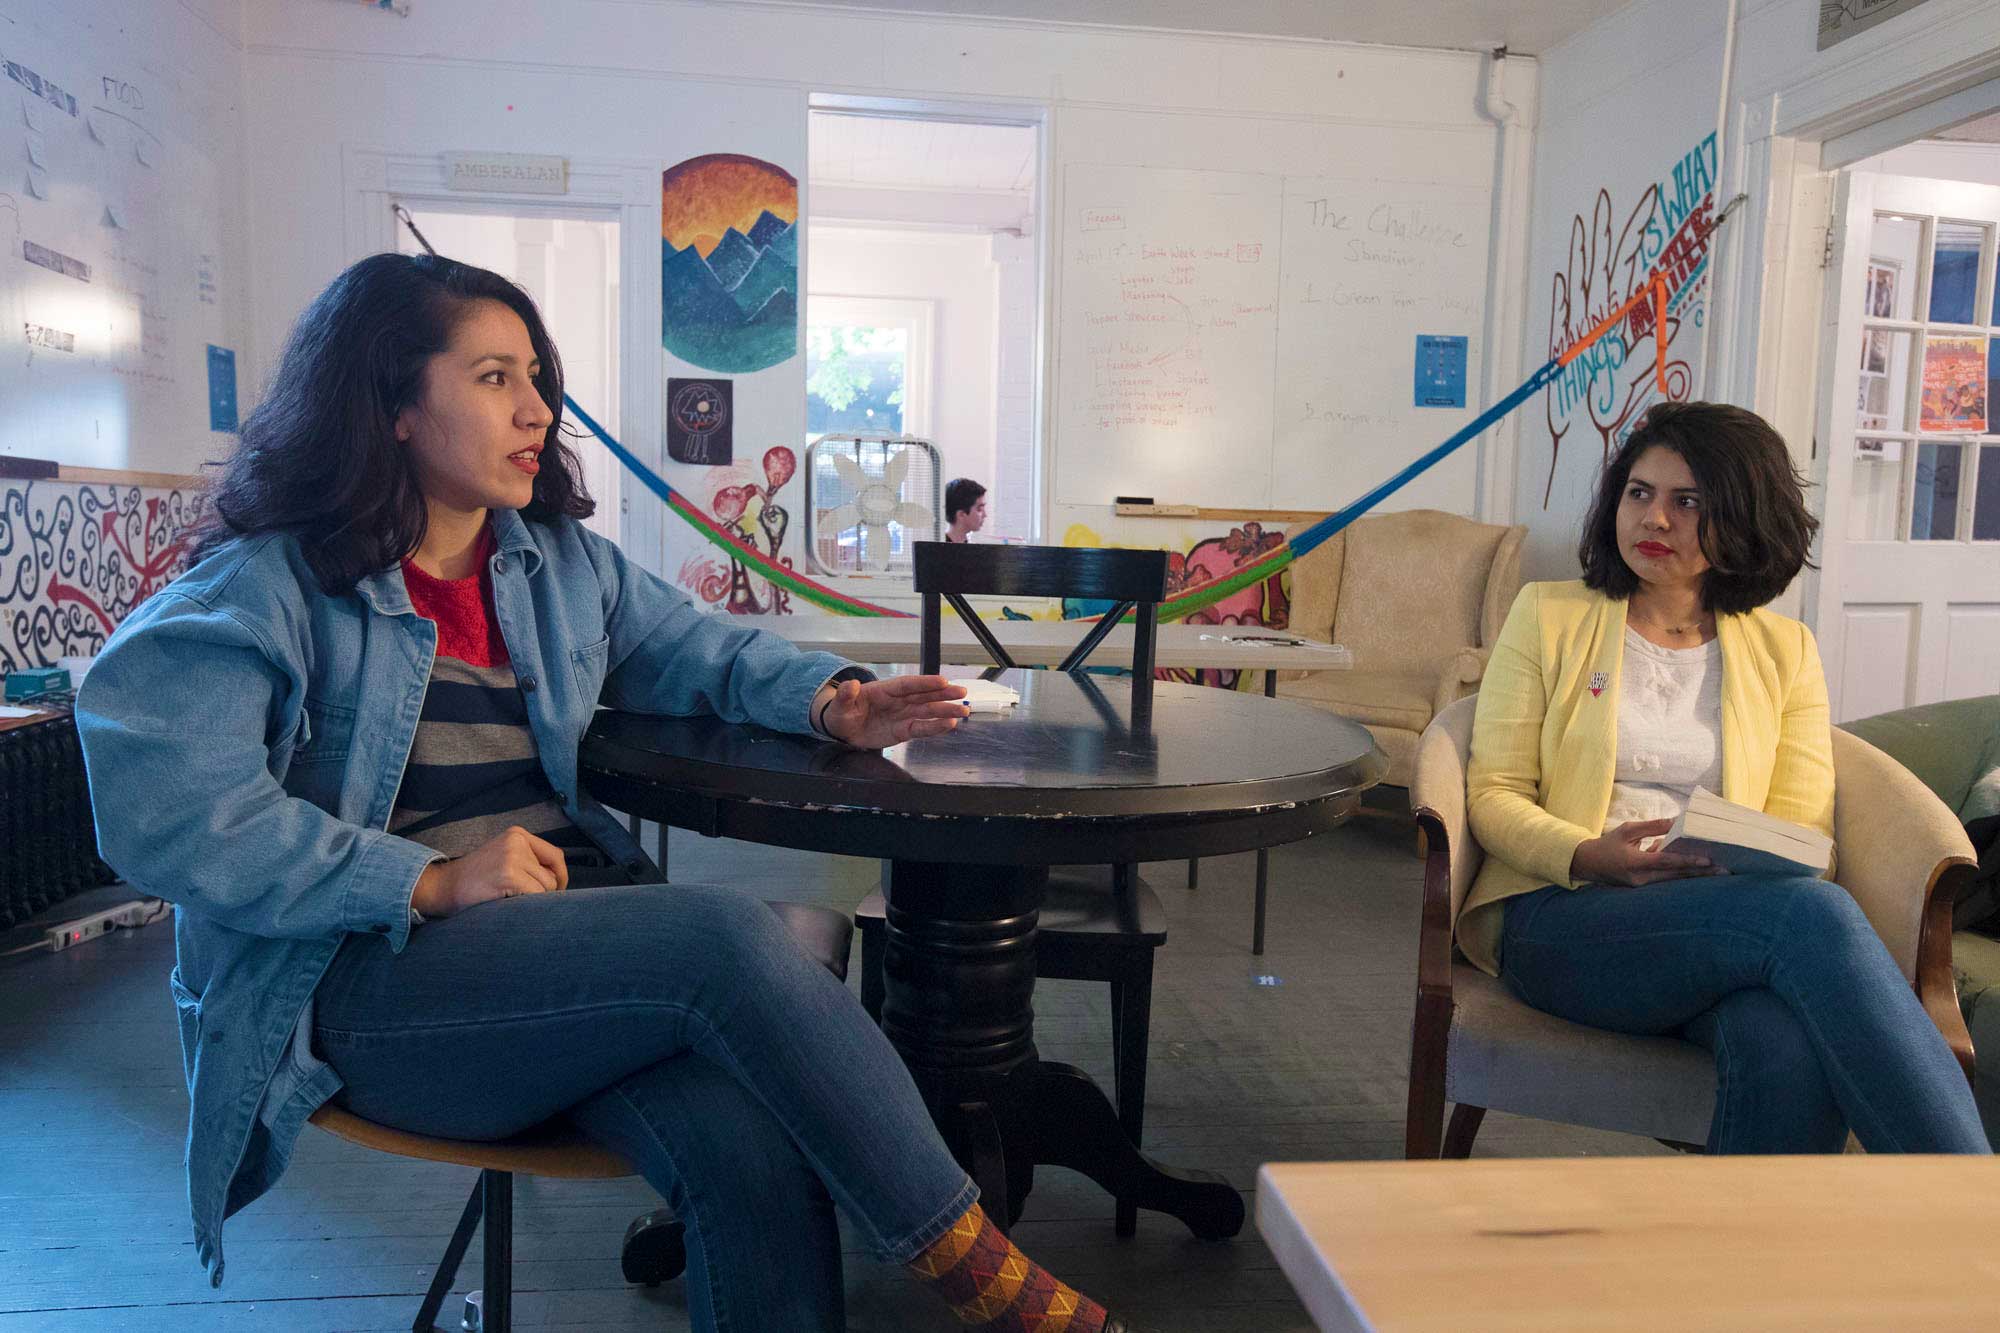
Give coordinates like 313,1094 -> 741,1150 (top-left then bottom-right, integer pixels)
1456,579 -> 1836,976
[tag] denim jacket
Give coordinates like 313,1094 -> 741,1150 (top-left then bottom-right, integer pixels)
73,508 -> 857,1286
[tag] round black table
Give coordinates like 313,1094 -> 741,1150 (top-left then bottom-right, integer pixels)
580,669 -> 1384,1241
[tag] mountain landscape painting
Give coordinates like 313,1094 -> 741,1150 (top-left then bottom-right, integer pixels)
661,153 -> 800,374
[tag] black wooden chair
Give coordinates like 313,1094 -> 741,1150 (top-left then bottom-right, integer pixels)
856,540 -> 1170,1235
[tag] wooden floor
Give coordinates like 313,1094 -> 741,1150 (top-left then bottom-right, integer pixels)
0,807 -> 1659,1331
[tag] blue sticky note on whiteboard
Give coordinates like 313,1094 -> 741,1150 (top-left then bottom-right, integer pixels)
207,345 -> 238,432
1414,335 -> 1467,408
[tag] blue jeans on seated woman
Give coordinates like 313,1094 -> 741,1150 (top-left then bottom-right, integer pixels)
311,882 -> 978,1333
1500,875 -> 1990,1155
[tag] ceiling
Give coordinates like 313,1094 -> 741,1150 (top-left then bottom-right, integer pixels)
1937,111 -> 2000,143
745,0 -> 1633,55
811,113 -> 1037,195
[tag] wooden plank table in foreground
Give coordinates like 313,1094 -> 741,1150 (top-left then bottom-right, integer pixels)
1257,1155 -> 2000,1331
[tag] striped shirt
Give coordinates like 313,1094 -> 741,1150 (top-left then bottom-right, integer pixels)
392,528 -> 591,859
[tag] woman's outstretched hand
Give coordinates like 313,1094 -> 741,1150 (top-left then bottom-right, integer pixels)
1569,818 -> 1722,887
410,826 -> 569,919
818,674 -> 970,749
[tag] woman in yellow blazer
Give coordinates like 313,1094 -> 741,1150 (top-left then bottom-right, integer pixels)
1461,402 -> 1986,1154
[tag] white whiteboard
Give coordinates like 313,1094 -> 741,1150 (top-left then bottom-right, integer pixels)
0,23 -> 229,471
1056,164 -> 1490,513
1055,166 -> 1282,508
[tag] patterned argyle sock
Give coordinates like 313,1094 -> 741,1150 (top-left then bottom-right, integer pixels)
908,1201 -> 1109,1332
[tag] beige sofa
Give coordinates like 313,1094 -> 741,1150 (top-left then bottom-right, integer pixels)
1278,508 -> 1526,788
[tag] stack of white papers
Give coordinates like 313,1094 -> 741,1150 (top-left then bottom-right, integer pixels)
959,679 -> 1021,713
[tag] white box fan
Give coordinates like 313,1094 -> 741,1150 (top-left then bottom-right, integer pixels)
806,434 -> 942,575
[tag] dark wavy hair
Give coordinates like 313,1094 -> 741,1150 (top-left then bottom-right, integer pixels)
191,253 -> 593,594
1578,401 -> 1818,615
944,477 -> 987,523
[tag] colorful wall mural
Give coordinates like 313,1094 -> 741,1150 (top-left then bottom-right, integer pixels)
0,479 -> 199,673
661,153 -> 800,375
1057,520 -> 1291,691
678,445 -> 801,616
1538,131 -> 1717,507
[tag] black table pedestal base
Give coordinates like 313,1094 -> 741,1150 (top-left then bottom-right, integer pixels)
882,861 -> 1245,1241
933,1062 -> 1244,1239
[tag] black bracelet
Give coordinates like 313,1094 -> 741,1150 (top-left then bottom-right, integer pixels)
815,691 -> 836,738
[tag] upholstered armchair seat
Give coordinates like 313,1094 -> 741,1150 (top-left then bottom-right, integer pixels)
1278,509 -> 1524,788
1443,963 -> 1716,1144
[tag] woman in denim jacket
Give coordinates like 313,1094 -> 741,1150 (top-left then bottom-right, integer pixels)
76,254 -> 1143,1333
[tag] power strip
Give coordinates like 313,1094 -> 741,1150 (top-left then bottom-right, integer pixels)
42,900 -> 168,953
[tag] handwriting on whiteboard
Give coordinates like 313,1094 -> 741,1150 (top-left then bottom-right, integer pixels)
1070,224 -> 1279,434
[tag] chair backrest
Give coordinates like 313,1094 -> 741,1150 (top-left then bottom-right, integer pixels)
913,542 -> 1169,713
1838,693 -> 2000,816
1830,726 -> 1972,980
1330,510 -> 1525,676
1283,531 -> 1346,644
913,541 -> 1170,602
1411,693 -> 1484,926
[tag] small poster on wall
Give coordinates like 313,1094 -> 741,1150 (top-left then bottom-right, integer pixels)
1413,335 -> 1468,408
667,377 -> 733,465
207,345 -> 238,432
1919,335 -> 1985,433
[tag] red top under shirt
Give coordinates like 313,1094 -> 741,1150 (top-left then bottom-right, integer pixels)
400,525 -> 509,667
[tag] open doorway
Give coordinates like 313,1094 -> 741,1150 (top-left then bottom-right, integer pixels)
803,107 -> 1040,576
396,207 -> 623,542
1813,120 -> 2000,720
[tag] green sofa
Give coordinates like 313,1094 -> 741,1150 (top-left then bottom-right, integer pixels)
1841,694 -> 2000,1147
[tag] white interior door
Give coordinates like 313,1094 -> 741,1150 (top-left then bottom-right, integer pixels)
1809,171 -> 2000,722
397,208 -> 623,543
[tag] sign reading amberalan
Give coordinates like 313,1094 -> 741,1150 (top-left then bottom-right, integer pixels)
443,152 -> 570,194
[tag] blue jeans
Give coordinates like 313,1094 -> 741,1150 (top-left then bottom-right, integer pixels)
312,883 -> 978,1333
1500,876 -> 1990,1155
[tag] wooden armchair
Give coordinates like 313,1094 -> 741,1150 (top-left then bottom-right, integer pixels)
1405,695 -> 1976,1159
1278,510 -> 1524,788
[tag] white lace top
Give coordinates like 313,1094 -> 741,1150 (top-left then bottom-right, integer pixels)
1603,627 -> 1724,833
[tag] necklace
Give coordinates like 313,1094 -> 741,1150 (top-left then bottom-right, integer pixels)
1630,609 -> 1711,637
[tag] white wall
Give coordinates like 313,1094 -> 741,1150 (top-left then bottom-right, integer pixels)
993,231 -> 1037,540
1518,0 -> 2000,587
806,225 -> 1003,533
237,0 -> 1537,609
0,0 -> 250,475
241,10 -> 802,600
1515,0 -> 1730,583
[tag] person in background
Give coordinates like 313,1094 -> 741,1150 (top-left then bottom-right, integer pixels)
1457,400 -> 1987,1155
944,477 -> 988,543
75,253 -> 1151,1333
